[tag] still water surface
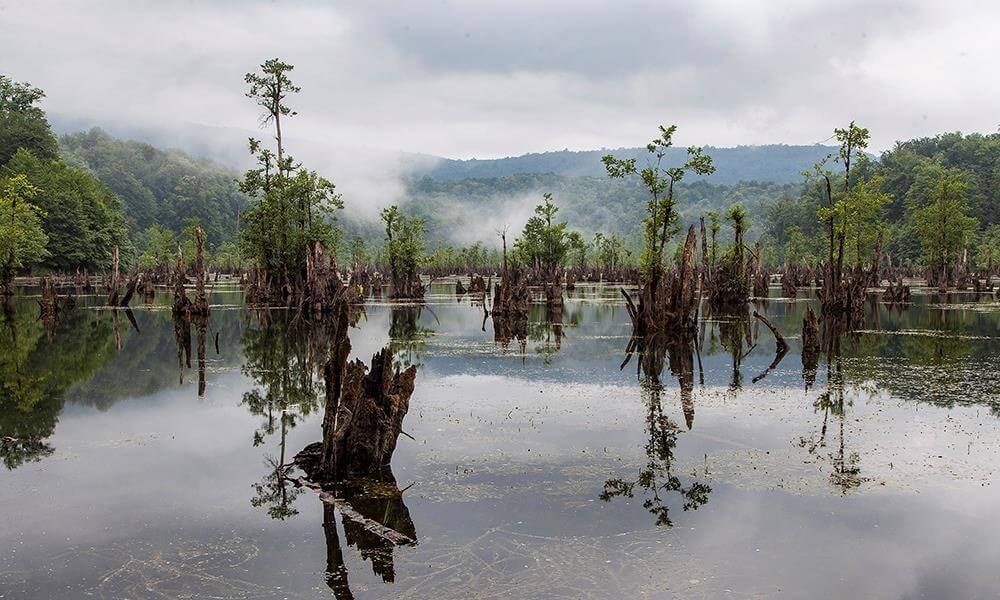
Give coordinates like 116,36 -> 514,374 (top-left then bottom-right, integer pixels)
2,283 -> 1000,598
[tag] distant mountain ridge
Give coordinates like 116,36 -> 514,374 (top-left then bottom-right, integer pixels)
414,144 -> 842,185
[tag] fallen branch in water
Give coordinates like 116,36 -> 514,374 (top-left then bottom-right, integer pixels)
294,476 -> 416,546
752,310 -> 788,355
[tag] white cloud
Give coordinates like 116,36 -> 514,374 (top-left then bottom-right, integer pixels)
2,0 -> 998,161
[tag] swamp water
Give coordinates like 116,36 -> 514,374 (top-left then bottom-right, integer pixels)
2,282 -> 1000,599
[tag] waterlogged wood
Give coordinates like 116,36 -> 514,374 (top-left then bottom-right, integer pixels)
752,310 -> 788,355
294,475 -> 416,546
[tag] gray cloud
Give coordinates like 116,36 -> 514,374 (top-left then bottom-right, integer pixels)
1,0 -> 997,165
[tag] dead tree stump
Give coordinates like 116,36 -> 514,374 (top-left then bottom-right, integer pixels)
301,338 -> 417,481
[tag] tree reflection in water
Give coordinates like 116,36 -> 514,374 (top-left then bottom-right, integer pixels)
0,298 -> 117,469
604,335 -> 711,526
241,312 -> 335,520
389,305 -> 434,369
797,315 -> 869,494
321,472 -> 417,599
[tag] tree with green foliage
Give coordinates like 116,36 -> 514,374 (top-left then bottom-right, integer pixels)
136,224 -> 177,270
514,192 -> 573,271
909,165 -> 978,284
593,232 -> 627,271
0,75 -> 59,166
602,125 -> 715,280
807,122 -> 870,272
0,174 -> 48,294
60,128 -> 248,247
783,225 -> 816,265
976,224 -> 1000,273
817,171 -> 890,268
3,148 -> 129,271
381,205 -> 426,296
566,231 -> 587,268
238,59 -> 343,284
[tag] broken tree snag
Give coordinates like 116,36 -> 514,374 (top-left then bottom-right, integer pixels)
302,324 -> 417,481
301,241 -> 352,315
38,276 -> 60,320
492,267 -> 530,318
468,274 -> 487,296
749,242 -> 769,299
192,227 -> 209,317
629,226 -> 700,338
782,259 -> 799,298
882,275 -> 911,304
543,264 -> 564,309
106,244 -> 121,305
172,246 -> 192,318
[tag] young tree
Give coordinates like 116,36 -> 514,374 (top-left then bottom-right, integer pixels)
808,122 -> 869,267
566,231 -> 587,268
0,174 -> 48,294
381,205 -> 426,296
817,172 -> 890,268
238,59 -> 343,283
603,125 -> 715,280
909,165 -> 978,284
136,224 -> 177,270
514,193 -> 572,271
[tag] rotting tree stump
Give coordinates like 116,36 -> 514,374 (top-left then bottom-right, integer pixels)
297,340 -> 417,481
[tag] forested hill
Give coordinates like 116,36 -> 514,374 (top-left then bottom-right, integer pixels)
59,128 -> 247,247
413,144 -> 840,184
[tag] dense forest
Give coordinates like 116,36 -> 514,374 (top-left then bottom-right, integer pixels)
60,128 -> 247,249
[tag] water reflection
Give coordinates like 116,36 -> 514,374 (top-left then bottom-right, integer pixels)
321,473 -> 417,598
240,314 -> 330,519
389,305 -> 434,368
0,300 -> 117,469
605,335 -> 712,526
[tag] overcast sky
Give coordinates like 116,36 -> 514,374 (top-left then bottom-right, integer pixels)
1,0 -> 998,158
